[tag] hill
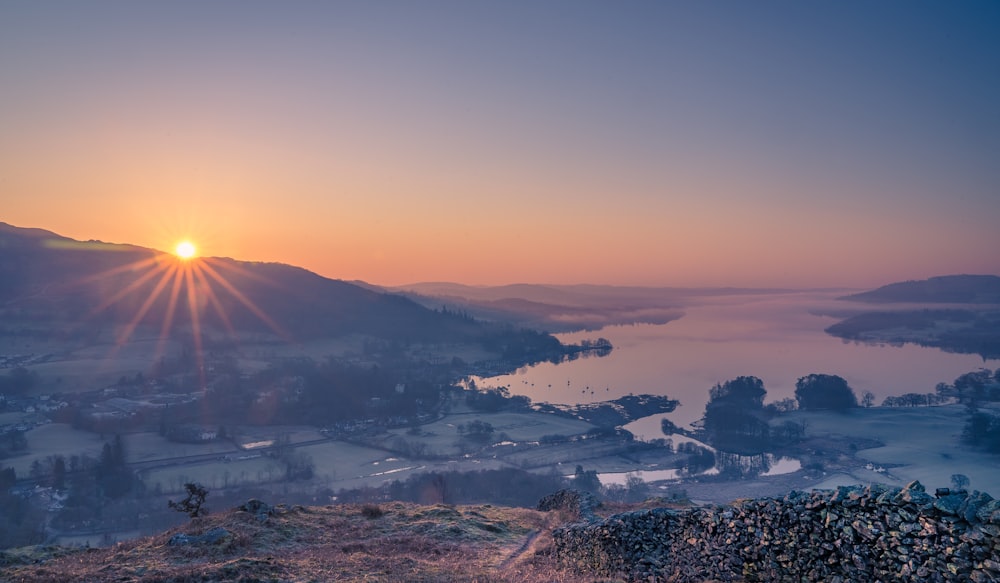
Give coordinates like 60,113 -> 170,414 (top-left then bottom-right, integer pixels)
381,281 -> 802,332
0,498 -> 586,583
5,485 -> 998,582
826,275 -> 1000,359
840,274 -> 1000,304
0,221 -> 488,344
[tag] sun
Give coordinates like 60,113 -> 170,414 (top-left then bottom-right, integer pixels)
174,240 -> 197,259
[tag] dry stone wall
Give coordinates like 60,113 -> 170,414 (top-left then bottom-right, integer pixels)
551,482 -> 1000,582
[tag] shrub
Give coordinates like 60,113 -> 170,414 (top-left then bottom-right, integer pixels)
168,482 -> 209,518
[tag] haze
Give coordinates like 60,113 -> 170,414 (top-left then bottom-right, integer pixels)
2,2 -> 998,287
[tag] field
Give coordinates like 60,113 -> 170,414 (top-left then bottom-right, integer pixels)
790,404 -> 1000,494
124,432 -> 239,463
3,423 -> 109,475
371,410 -> 596,458
140,455 -> 286,493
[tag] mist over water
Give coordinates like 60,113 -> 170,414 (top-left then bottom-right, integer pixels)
478,291 -> 999,430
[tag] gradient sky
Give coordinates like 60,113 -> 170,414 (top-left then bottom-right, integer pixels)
2,1 -> 998,288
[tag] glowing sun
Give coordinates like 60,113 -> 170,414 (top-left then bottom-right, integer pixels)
174,240 -> 197,259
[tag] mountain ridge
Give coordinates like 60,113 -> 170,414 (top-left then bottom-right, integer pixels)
840,274 -> 1000,304
0,221 -> 490,344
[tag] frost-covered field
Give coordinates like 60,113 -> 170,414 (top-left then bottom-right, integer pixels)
796,404 -> 1000,495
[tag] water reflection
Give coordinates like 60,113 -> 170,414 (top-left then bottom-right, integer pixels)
594,453 -> 801,486
713,450 -> 801,479
477,291 -> 1000,427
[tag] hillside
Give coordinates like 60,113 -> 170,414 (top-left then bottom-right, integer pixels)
840,274 -> 1000,304
0,222 -> 487,344
380,281 -> 794,332
826,275 -> 1000,359
5,485 -> 999,583
0,498 -> 588,583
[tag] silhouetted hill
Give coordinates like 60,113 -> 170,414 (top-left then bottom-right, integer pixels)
841,275 -> 1000,304
382,282 -> 815,332
0,222 -> 488,343
828,275 -> 1000,359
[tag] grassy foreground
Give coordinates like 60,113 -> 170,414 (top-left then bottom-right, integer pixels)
1,501 -> 601,583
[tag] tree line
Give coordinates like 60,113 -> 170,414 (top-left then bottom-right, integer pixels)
699,373 -> 858,452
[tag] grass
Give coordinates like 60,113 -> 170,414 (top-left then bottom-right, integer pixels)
124,432 -> 239,463
3,423 -> 108,476
140,456 -> 285,493
788,404 -> 1000,493
2,501 -> 604,582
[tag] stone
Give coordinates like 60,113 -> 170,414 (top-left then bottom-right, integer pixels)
168,527 -> 232,546
934,495 -> 964,516
239,498 -> 275,522
552,486 -> 997,583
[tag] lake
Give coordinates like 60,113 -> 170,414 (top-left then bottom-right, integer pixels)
478,291 -> 999,434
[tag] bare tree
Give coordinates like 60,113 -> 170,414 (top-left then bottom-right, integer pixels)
168,482 -> 209,518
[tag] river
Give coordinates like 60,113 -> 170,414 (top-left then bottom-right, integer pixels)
477,290 -> 999,433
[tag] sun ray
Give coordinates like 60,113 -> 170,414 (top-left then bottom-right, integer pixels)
183,263 -> 207,389
202,256 -> 288,289
75,254 -> 164,286
198,260 -> 290,340
90,258 -> 173,317
192,263 -> 237,336
154,261 -> 187,360
70,241 -> 296,388
114,263 -> 179,346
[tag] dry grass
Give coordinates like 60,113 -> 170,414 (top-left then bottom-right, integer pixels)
1,501 -> 602,583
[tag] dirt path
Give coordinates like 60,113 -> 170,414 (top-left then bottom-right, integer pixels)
499,529 -> 541,569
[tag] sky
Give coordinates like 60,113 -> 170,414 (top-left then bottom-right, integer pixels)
2,1 -> 998,288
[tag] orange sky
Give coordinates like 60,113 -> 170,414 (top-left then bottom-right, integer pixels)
3,3 -> 999,288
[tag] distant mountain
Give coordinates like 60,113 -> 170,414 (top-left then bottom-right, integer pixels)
0,222 -> 484,343
381,281 -> 807,332
828,275 -> 1000,359
840,275 -> 1000,304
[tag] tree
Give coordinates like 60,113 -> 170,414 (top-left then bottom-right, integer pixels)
861,391 -> 875,408
458,420 -> 495,442
51,456 -> 66,490
572,465 -> 601,493
624,473 -> 650,502
97,437 -> 132,499
168,482 -> 209,518
951,474 -> 970,491
794,374 -> 858,411
954,369 -> 992,405
708,376 -> 766,408
702,376 -> 770,449
0,466 -> 15,489
0,367 -> 38,395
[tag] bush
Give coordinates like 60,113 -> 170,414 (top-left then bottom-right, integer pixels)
795,374 -> 857,411
168,483 -> 209,518
361,504 -> 384,519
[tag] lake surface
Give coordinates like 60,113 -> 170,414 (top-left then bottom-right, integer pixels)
478,291 -> 999,433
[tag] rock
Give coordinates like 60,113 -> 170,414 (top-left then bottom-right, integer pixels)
239,498 -> 275,522
168,527 -> 232,546
934,495 -> 964,516
961,491 -> 993,523
896,483 -> 934,506
537,489 -> 600,522
553,484 -> 999,583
